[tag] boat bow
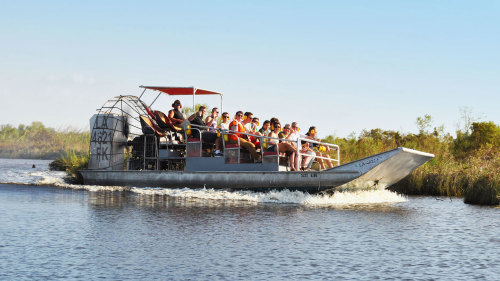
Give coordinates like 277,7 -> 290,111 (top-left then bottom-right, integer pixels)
325,147 -> 434,191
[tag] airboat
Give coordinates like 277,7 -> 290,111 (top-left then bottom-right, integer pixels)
80,86 -> 434,193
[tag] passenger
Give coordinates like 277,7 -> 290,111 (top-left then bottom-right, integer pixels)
281,124 -> 297,149
306,126 -> 334,169
259,120 -> 271,136
228,111 -> 261,162
205,107 -> 219,132
282,124 -> 299,169
187,106 -> 223,155
219,112 -> 231,130
270,117 -> 280,131
249,117 -> 261,147
187,106 -> 206,126
286,122 -> 306,148
243,112 -> 254,133
268,122 -> 296,171
168,100 -> 185,125
251,117 -> 260,135
289,122 -> 315,170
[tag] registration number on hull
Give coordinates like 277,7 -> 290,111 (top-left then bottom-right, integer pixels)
300,173 -> 318,178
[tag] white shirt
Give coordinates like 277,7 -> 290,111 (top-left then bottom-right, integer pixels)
244,122 -> 253,133
287,132 -> 300,142
220,121 -> 230,130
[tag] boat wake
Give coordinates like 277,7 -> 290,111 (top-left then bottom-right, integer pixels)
0,159 -> 407,206
131,187 -> 407,206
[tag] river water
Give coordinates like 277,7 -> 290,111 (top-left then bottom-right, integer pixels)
0,159 -> 499,280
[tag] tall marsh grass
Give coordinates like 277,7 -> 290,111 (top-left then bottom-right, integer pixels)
323,120 -> 500,205
49,151 -> 89,183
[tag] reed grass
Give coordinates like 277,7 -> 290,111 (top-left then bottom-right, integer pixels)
323,121 -> 500,205
49,150 -> 89,183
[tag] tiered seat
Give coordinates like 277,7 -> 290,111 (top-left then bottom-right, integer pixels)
154,110 -> 182,132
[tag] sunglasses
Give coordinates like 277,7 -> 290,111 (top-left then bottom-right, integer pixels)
236,114 -> 243,117
223,115 -> 229,118
215,111 -> 219,114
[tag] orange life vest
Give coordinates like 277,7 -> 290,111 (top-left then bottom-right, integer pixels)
229,120 -> 245,141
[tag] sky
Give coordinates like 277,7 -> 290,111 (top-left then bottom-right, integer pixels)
1,0 -> 499,138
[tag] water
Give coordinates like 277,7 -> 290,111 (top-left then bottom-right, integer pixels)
1,159 -> 499,280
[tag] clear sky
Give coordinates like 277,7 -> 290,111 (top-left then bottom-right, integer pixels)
1,0 -> 498,138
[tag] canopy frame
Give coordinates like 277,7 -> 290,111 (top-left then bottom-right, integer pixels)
139,86 -> 223,114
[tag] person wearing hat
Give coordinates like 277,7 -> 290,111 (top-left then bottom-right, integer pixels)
168,100 -> 185,125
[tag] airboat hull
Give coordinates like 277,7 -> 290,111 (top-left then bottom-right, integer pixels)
81,147 -> 434,193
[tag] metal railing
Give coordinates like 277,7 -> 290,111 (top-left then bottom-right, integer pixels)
295,137 -> 340,171
185,123 -> 340,170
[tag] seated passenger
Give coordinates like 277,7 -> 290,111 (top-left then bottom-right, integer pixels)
205,107 -> 219,132
243,112 -> 254,133
270,117 -> 280,131
220,112 -> 231,130
249,117 -> 261,146
251,117 -> 260,135
168,100 -> 185,125
187,106 -> 223,155
306,126 -> 334,169
259,120 -> 271,136
228,111 -> 261,162
268,122 -> 297,171
282,124 -> 300,169
289,122 -> 315,170
300,140 -> 316,171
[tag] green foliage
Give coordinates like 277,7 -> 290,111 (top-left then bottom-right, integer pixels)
0,122 -> 89,159
181,103 -> 210,118
416,114 -> 432,134
322,116 -> 499,205
453,121 -> 500,158
470,122 -> 500,149
464,175 -> 500,205
49,151 -> 89,183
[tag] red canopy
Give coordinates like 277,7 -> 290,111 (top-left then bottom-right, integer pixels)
140,86 -> 222,96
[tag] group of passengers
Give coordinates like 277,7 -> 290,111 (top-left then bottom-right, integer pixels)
167,100 -> 336,171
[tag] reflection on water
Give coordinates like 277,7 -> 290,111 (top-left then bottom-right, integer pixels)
1,184 -> 500,280
86,188 -> 410,214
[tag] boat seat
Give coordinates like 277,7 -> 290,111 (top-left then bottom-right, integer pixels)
223,142 -> 256,164
139,100 -> 160,121
154,110 -> 182,132
140,115 -> 168,137
185,135 -> 216,157
262,150 -> 279,164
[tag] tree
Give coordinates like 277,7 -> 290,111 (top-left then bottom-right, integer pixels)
416,115 -> 432,135
181,103 -> 209,118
